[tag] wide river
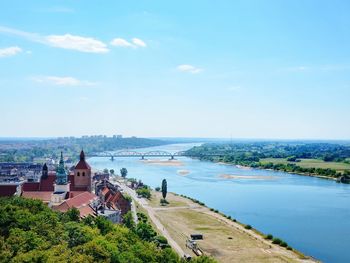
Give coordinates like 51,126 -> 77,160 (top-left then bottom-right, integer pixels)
89,143 -> 350,263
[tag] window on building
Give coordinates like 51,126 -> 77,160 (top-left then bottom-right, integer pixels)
77,172 -> 80,176
83,172 -> 85,176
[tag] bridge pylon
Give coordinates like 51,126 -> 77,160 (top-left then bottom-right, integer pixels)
110,156 -> 114,161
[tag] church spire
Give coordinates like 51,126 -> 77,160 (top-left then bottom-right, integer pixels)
56,151 -> 68,185
80,149 -> 85,161
60,151 -> 64,164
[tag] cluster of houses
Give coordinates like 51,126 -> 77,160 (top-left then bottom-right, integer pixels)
0,162 -> 42,182
0,150 -> 131,223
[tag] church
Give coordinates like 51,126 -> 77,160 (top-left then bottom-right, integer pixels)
21,150 -> 97,215
20,150 -> 130,221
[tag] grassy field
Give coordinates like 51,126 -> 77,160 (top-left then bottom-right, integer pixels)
260,158 -> 350,173
148,191 -> 189,208
147,192 -> 311,263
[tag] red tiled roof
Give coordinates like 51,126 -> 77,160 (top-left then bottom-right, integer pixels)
67,192 -> 96,207
54,191 -> 97,212
79,205 -> 96,218
70,191 -> 86,197
22,191 -> 52,202
75,160 -> 91,170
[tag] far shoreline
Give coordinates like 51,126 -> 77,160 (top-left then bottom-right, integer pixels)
214,160 -> 339,182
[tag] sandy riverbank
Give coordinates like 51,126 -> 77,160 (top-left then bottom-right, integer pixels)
140,159 -> 184,166
177,169 -> 190,176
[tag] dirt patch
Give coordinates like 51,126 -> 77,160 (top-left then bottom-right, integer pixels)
177,169 -> 190,176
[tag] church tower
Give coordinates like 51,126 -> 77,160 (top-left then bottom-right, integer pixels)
51,152 -> 70,205
74,150 -> 92,192
41,163 -> 48,179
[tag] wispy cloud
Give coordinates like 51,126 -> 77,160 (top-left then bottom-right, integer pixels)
0,26 -> 109,53
177,64 -> 203,74
32,76 -> 97,87
110,38 -> 134,47
132,38 -> 146,47
46,34 -> 108,53
0,46 -> 22,57
110,37 -> 147,48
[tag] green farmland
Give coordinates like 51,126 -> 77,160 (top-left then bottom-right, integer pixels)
260,158 -> 350,173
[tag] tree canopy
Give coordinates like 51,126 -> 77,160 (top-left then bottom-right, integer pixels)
0,197 -> 215,263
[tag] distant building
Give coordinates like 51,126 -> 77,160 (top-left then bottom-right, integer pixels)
97,183 -> 131,216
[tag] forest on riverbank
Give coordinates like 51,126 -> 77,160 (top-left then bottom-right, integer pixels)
0,136 -> 172,163
186,142 -> 350,179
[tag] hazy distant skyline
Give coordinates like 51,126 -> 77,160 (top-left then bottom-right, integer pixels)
1,1 -> 350,139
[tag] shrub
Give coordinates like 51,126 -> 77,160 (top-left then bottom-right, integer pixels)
244,225 -> 252,230
280,241 -> 288,247
287,246 -> 293,250
136,187 -> 151,199
160,198 -> 169,206
265,234 -> 273,240
272,238 -> 283,245
155,187 -> 160,192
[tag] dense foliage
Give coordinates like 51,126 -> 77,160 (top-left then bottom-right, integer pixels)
136,186 -> 152,199
0,197 -> 215,263
186,142 -> 350,178
0,137 -> 171,162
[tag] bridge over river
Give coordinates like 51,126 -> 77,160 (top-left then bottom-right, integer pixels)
88,150 -> 223,161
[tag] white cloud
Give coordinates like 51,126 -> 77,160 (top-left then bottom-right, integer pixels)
0,46 -> 22,57
32,76 -> 97,86
177,64 -> 202,74
0,26 -> 109,54
132,38 -> 146,47
110,38 -> 133,47
45,34 -> 108,53
110,37 -> 147,48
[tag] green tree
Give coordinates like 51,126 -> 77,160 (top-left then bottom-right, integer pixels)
94,216 -> 113,235
120,168 -> 128,178
65,207 -> 80,222
110,169 -> 115,175
103,168 -> 109,174
161,179 -> 167,200
123,211 -> 135,230
135,222 -> 156,242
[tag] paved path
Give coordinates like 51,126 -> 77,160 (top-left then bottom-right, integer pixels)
117,182 -> 185,257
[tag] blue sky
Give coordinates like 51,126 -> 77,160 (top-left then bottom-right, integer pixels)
0,0 -> 349,139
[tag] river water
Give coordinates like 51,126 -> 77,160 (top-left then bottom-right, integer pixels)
88,143 -> 350,263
